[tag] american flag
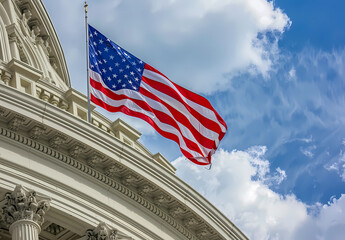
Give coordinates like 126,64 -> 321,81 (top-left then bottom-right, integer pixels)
88,25 -> 227,165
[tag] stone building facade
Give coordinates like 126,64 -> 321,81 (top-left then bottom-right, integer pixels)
0,0 -> 247,239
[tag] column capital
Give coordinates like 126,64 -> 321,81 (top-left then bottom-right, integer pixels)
0,185 -> 51,228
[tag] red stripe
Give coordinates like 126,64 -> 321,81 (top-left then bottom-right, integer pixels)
145,64 -> 227,130
90,79 -> 207,156
139,87 -> 217,149
91,94 -> 209,165
141,75 -> 223,135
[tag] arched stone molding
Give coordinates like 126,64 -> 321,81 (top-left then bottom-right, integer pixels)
0,5 -> 11,62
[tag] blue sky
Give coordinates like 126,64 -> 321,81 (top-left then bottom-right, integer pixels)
43,0 -> 345,239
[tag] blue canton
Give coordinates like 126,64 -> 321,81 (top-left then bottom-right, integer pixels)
88,25 -> 145,92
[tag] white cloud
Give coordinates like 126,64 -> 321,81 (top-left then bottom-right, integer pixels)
300,145 -> 317,158
173,147 -> 345,240
43,0 -> 290,94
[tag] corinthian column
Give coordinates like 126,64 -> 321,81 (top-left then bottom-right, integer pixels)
0,185 -> 51,240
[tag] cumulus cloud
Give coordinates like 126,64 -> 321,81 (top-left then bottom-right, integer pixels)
43,0 -> 290,94
173,147 -> 345,240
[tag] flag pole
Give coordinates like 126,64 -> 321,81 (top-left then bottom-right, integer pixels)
85,1 -> 91,123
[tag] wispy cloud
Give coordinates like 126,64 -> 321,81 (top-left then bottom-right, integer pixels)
173,148 -> 345,240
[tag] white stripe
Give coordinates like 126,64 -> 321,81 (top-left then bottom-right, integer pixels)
91,86 -> 209,158
91,69 -> 219,146
143,69 -> 226,133
141,81 -> 221,141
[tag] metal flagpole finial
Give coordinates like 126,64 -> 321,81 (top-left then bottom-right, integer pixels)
84,1 -> 88,13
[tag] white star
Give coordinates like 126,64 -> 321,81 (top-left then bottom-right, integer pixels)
98,50 -> 102,54
109,67 -> 113,71
130,71 -> 134,75
139,60 -> 143,64
99,39 -> 104,44
103,59 -> 107,63
95,52 -> 98,56
118,79 -> 122,83
113,74 -> 117,78
128,80 -> 132,84
102,69 -> 106,73
133,86 -> 137,90
92,54 -> 95,58
107,77 -> 111,81
90,64 -> 94,68
126,65 -> 130,69
107,38 -> 111,42
112,84 -> 116,88
118,52 -> 122,56
134,77 -> 139,81
90,33 -> 93,38
124,74 -> 128,78
119,69 -> 123,72
93,42 -> 97,46
122,59 -> 126,62
98,60 -> 102,64
132,62 -> 136,66
137,68 -> 141,72
115,63 -> 119,67
110,55 -> 114,60
95,62 -> 98,66
104,47 -> 109,52
94,31 -> 98,36
122,84 -> 126,87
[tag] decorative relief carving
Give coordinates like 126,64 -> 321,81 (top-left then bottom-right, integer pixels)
8,115 -> 25,131
169,205 -> 186,217
153,193 -> 171,206
0,185 -> 51,227
104,163 -> 123,177
49,133 -> 67,149
86,153 -> 105,168
137,184 -> 154,196
29,125 -> 46,139
86,222 -> 118,240
69,144 -> 86,158
183,217 -> 200,228
196,227 -> 214,239
121,174 -> 139,186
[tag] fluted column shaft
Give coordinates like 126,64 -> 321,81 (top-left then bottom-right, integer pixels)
9,220 -> 41,240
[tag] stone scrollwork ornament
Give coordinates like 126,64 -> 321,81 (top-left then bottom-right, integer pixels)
0,185 -> 51,228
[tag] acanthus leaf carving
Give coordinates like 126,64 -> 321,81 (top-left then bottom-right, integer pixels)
0,185 -> 51,227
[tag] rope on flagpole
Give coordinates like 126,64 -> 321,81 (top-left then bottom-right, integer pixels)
85,1 -> 91,123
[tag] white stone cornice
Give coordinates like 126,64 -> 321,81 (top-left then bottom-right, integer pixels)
0,84 -> 248,240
